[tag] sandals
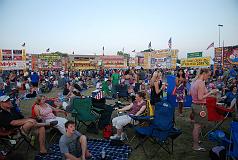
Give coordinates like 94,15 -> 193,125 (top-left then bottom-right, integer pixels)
192,146 -> 206,152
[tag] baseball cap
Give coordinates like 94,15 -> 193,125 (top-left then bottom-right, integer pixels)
0,95 -> 10,102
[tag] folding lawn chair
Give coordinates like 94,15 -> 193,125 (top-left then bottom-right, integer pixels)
204,97 -> 234,137
133,99 -> 181,157
0,127 -> 35,156
71,97 -> 102,130
208,121 -> 238,160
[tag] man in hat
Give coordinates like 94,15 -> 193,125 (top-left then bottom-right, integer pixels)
0,95 -> 56,154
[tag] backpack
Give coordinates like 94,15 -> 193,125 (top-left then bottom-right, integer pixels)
103,124 -> 112,139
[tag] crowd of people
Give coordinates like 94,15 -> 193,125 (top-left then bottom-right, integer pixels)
0,64 -> 237,159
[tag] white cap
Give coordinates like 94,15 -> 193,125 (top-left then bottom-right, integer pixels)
0,95 -> 10,102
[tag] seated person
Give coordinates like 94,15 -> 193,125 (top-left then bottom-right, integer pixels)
102,79 -> 112,98
59,120 -> 91,160
110,92 -> 146,140
25,87 -> 37,98
0,95 -> 56,154
63,82 -> 71,96
34,95 -> 68,134
220,85 -> 238,108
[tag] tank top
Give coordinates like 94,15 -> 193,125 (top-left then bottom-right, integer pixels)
150,80 -> 163,105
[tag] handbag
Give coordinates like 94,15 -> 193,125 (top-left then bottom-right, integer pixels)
172,87 -> 176,95
199,105 -> 207,118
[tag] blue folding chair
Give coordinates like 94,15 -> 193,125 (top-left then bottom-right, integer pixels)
134,99 -> 182,156
208,121 -> 238,160
228,121 -> 238,159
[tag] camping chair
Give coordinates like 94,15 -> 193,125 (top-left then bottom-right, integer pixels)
133,99 -> 181,157
117,84 -> 129,101
208,121 -> 238,160
128,99 -> 155,143
0,127 -> 35,156
71,97 -> 102,130
204,97 -> 234,137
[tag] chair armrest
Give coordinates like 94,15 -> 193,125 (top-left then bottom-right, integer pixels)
92,107 -> 104,113
129,115 -> 154,121
71,110 -> 77,117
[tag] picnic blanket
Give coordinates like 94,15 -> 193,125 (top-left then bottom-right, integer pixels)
35,139 -> 132,160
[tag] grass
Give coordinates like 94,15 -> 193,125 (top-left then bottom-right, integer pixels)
18,88 -> 231,160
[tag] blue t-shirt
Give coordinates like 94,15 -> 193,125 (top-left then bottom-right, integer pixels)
31,73 -> 39,83
225,92 -> 238,103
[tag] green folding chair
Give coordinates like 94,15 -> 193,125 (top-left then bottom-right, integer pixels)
71,97 -> 102,129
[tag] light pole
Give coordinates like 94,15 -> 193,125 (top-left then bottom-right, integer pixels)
218,24 -> 223,47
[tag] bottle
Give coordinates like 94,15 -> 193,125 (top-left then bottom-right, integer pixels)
31,135 -> 35,146
101,147 -> 106,159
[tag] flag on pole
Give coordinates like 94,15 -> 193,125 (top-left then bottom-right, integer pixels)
148,41 -> 152,49
22,42 -> 25,47
206,42 -> 214,50
46,48 -> 50,52
168,37 -> 172,50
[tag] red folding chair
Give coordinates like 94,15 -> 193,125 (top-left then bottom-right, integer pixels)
204,97 -> 234,137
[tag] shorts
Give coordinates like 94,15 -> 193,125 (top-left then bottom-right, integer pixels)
191,103 -> 208,125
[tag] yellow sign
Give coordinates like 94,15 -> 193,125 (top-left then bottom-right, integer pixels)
181,57 -> 210,67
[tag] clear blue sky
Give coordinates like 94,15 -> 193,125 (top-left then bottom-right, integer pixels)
0,0 -> 237,58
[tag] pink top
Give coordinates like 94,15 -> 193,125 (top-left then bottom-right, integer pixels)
190,79 -> 208,104
37,103 -> 56,120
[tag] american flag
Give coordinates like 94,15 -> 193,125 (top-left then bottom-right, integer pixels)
206,42 -> 214,50
168,37 -> 172,50
94,91 -> 103,99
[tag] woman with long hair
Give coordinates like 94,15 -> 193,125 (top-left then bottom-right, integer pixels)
190,68 -> 217,151
150,71 -> 166,106
175,68 -> 187,117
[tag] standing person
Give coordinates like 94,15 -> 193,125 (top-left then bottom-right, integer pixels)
190,68 -> 217,151
175,68 -> 187,117
111,69 -> 120,99
59,121 -> 91,160
31,71 -> 40,89
150,71 -> 166,106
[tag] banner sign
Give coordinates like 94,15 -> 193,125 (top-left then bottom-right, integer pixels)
181,57 -> 210,67
143,49 -> 178,69
0,61 -> 26,70
187,52 -> 202,58
223,46 -> 238,68
38,53 -> 62,69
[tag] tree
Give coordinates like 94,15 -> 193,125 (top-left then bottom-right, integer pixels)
117,51 -> 124,56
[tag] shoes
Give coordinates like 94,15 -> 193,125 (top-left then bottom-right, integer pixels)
192,146 -> 206,152
45,121 -> 58,127
179,114 -> 184,117
120,132 -> 128,141
110,134 -> 121,140
110,133 -> 128,141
